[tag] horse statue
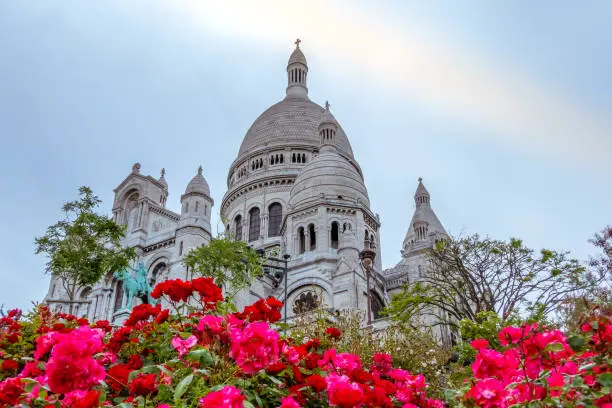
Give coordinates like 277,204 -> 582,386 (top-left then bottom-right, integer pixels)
113,262 -> 157,310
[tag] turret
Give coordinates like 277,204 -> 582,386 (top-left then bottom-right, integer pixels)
319,101 -> 338,147
401,178 -> 448,255
177,166 -> 214,256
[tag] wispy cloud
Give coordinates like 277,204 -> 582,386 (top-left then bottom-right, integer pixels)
167,0 -> 612,170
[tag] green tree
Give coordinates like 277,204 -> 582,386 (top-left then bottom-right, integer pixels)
557,226 -> 612,331
35,186 -> 134,313
183,235 -> 263,303
387,234 -> 591,328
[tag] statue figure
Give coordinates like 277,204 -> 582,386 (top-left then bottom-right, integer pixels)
113,261 -> 157,310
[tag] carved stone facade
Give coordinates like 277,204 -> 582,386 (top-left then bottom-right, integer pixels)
43,42 -> 449,331
43,165 -> 213,323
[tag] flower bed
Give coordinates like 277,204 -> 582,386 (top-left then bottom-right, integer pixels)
0,277 -> 609,407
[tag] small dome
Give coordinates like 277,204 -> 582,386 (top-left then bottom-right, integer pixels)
184,166 -> 210,197
319,102 -> 338,128
289,146 -> 369,209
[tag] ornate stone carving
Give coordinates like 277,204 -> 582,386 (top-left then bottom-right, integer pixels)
293,291 -> 320,314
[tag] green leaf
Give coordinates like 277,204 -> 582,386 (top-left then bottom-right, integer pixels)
244,401 -> 256,408
268,375 -> 283,385
544,342 -> 565,352
140,365 -> 160,374
596,372 -> 612,387
572,376 -> 584,387
568,335 -> 586,351
186,349 -> 213,366
174,374 -> 193,402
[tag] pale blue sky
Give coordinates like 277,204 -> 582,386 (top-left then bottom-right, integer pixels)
0,1 -> 610,311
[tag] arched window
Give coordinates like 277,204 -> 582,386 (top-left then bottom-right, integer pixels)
331,222 -> 339,249
195,201 -> 199,213
248,207 -> 260,242
78,287 -> 92,317
79,287 -> 91,301
185,202 -> 189,213
179,241 -> 184,256
234,215 -> 243,241
150,263 -> 166,288
308,223 -> 316,250
113,282 -> 124,312
268,203 -> 282,237
370,291 -> 384,320
302,154 -> 306,163
298,227 -> 305,254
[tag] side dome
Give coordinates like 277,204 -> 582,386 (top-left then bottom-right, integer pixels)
185,166 -> 211,197
288,145 -> 369,209
237,98 -> 354,158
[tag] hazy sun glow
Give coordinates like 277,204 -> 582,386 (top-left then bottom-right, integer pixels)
168,0 -> 612,169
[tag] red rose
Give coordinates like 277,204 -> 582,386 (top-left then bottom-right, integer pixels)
470,339 -> 489,350
154,309 -> 170,324
107,364 -> 131,392
306,374 -> 327,392
0,377 -> 24,406
325,327 -> 342,339
266,297 -> 283,309
266,362 -> 287,374
128,373 -> 158,396
1,359 -> 18,371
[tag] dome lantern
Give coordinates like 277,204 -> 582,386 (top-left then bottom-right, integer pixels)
286,39 -> 308,99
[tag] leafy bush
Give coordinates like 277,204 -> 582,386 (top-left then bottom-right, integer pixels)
0,278 -> 444,407
0,278 -> 609,407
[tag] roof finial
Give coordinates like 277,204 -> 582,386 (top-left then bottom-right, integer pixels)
197,165 -> 203,176
294,38 -> 301,48
418,177 -> 423,183
132,162 -> 141,174
325,100 -> 330,110
160,168 -> 166,178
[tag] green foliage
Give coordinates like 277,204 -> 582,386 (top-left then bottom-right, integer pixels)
34,186 -> 134,311
290,308 -> 453,399
387,234 -> 591,328
183,235 -> 263,302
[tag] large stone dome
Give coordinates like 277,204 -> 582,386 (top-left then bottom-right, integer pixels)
237,97 -> 354,159
289,145 -> 369,209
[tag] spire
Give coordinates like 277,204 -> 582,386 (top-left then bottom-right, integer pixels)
197,165 -> 203,176
158,168 -> 168,189
400,178 -> 447,254
414,177 -> 430,207
286,39 -> 309,99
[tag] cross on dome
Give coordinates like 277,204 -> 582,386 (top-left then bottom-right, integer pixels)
197,165 -> 203,175
325,101 -> 330,110
294,38 -> 301,48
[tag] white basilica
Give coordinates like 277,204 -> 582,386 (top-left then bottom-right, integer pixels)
43,42 -> 449,332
